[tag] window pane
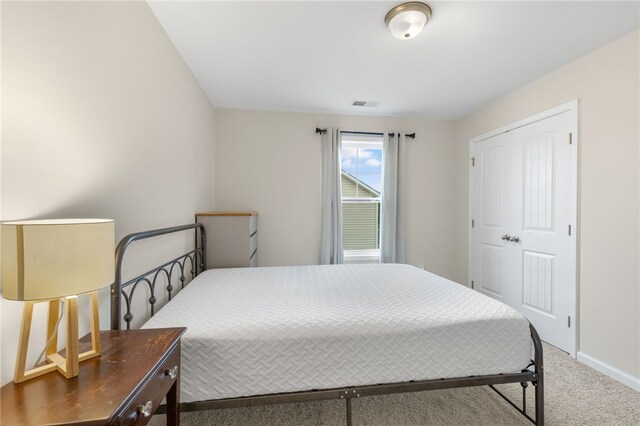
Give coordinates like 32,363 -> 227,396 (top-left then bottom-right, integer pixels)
343,202 -> 380,250
341,147 -> 357,173
341,171 -> 358,197
358,173 -> 382,195
358,149 -> 382,173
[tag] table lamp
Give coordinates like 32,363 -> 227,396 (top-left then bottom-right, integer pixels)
1,219 -> 114,383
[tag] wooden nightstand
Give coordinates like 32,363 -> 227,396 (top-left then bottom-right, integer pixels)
1,327 -> 186,425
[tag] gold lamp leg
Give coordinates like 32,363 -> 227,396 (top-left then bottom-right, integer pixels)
79,291 -> 101,362
90,291 -> 101,355
63,296 -> 80,378
14,300 -> 34,382
14,301 -> 58,383
15,292 -> 102,383
46,300 -> 61,357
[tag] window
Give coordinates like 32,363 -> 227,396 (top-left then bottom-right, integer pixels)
341,135 -> 383,263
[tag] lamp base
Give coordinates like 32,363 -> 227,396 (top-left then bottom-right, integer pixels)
14,291 -> 101,383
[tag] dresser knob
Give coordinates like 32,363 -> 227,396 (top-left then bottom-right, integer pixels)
138,400 -> 153,418
165,365 -> 178,380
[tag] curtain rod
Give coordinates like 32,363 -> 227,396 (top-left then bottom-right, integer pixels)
315,128 -> 416,139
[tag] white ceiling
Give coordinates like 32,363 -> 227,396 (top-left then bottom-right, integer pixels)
148,1 -> 639,120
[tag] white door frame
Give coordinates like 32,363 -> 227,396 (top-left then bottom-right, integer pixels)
468,99 -> 579,357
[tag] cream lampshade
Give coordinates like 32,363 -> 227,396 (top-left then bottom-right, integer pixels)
1,219 -> 115,383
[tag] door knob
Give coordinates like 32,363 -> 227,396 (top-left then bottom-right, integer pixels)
509,235 -> 520,243
501,234 -> 510,241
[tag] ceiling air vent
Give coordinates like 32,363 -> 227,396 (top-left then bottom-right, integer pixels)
351,100 -> 380,108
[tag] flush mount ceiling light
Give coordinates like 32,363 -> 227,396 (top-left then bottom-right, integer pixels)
385,2 -> 432,40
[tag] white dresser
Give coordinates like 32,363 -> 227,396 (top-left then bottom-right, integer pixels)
196,212 -> 257,269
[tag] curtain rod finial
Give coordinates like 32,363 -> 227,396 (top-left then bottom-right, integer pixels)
316,127 -> 327,135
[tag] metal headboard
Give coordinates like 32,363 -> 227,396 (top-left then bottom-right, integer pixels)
110,223 -> 206,330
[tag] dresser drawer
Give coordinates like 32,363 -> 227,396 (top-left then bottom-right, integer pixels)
116,345 -> 180,425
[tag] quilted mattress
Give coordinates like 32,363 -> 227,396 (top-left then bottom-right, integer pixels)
143,264 -> 532,403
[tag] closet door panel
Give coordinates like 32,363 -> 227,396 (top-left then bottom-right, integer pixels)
472,133 -> 519,303
510,112 -> 575,352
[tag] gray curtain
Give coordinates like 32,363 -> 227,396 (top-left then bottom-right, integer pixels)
320,128 -> 344,264
381,132 -> 406,263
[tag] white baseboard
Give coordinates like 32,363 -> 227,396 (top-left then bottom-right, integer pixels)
577,351 -> 640,391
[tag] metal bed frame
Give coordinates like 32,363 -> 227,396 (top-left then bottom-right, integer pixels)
110,224 -> 544,426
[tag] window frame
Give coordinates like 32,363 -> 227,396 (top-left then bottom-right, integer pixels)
340,136 -> 383,262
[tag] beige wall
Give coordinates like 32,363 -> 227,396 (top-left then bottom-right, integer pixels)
453,31 -> 640,378
214,109 -> 458,279
0,1 -> 216,384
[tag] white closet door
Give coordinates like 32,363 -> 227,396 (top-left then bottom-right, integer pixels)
509,111 -> 575,353
471,106 -> 577,355
472,132 -> 519,304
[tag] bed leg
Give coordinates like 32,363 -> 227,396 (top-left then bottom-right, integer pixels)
346,397 -> 352,426
530,323 -> 544,426
535,370 -> 544,426
520,381 -> 528,414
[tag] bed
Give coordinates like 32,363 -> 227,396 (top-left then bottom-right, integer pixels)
111,224 -> 544,425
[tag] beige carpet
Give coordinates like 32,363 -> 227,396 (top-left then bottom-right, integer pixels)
151,343 -> 640,425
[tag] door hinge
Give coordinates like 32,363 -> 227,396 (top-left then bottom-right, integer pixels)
569,132 -> 573,145
471,219 -> 475,228
471,157 -> 475,167
568,225 -> 572,236
568,316 -> 571,328
471,280 -> 475,289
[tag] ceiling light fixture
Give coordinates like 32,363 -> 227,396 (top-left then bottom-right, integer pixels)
385,2 -> 432,40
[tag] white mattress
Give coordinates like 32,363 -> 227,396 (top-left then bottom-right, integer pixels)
143,264 -> 532,403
